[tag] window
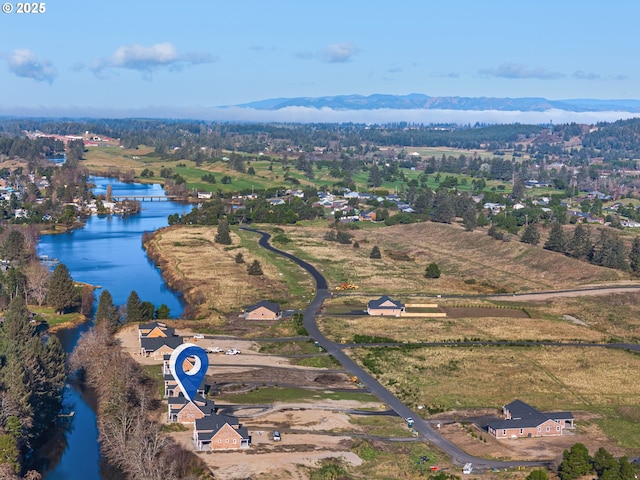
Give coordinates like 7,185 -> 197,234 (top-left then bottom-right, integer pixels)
546,426 -> 550,432
217,439 -> 221,443
502,430 -> 506,435
225,439 -> 229,443
519,429 -> 523,434
537,427 -> 541,432
233,439 -> 237,444
556,426 -> 560,431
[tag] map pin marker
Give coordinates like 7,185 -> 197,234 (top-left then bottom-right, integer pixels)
169,343 -> 209,402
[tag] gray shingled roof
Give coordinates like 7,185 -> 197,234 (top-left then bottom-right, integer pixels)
367,295 -> 404,310
244,300 -> 280,314
140,336 -> 183,352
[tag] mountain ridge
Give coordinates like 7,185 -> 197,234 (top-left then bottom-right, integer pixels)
234,93 -> 640,113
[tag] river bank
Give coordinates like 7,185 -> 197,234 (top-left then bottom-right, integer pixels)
39,177 -> 192,479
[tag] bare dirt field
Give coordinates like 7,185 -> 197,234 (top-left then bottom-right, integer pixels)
116,325 -> 381,479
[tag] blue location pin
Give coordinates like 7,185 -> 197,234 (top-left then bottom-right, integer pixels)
169,343 -> 209,402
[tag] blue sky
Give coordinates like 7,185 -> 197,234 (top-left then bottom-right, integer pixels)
1,0 -> 639,121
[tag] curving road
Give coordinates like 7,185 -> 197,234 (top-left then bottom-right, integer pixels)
241,227 -> 552,470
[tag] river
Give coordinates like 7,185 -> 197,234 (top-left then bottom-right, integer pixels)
38,177 -> 192,479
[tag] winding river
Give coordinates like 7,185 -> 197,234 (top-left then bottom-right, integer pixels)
38,177 -> 192,479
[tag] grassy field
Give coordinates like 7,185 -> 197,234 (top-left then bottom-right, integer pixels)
350,344 -> 640,443
318,314 -> 609,344
144,225 -> 315,326
275,221 -> 626,295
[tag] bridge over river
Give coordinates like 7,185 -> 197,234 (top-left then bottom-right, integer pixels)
111,194 -> 182,201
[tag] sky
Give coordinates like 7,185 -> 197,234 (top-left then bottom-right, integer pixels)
1,0 -> 639,122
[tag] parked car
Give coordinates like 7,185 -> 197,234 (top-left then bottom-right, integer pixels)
207,347 -> 223,353
225,348 -> 241,355
273,430 -> 281,441
193,334 -> 205,339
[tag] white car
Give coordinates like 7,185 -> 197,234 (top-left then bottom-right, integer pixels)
207,347 -> 223,353
225,348 -> 241,355
193,334 -> 205,339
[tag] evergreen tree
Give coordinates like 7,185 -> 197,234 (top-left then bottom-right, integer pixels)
520,223 -> 541,245
629,237 -> 640,273
558,443 -> 592,480
425,262 -> 441,278
568,223 -> 592,260
367,164 -> 382,187
591,229 -> 627,270
593,447 -> 617,478
155,304 -> 170,319
462,207 -> 477,232
525,470 -> 548,480
618,457 -> 637,480
430,190 -> 455,224
125,290 -> 143,323
47,263 -> 77,314
95,290 -> 120,329
370,246 -> 382,259
247,260 -> 263,276
140,301 -> 155,321
2,230 -> 26,265
336,231 -> 353,244
544,222 -> 567,253
214,219 -> 232,245
235,252 -> 244,264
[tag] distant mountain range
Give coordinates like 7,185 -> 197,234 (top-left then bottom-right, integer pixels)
235,93 -> 640,113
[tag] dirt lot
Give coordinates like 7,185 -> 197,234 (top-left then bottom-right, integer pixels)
116,324 -> 378,479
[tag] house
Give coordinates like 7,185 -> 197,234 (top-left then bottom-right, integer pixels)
168,394 -> 216,424
367,296 -> 405,317
139,321 -> 175,339
193,413 -> 250,450
140,336 -> 183,359
486,400 -> 574,439
244,300 -> 281,320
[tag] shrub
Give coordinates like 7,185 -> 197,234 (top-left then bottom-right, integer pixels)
370,245 -> 381,259
425,262 -> 441,279
247,260 -> 263,276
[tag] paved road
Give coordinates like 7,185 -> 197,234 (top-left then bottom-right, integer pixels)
241,227 -> 551,470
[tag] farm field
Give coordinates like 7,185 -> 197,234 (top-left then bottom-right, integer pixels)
349,345 -> 640,451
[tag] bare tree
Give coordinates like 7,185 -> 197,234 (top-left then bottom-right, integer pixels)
23,261 -> 50,306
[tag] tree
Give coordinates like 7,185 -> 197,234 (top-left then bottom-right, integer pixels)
47,263 -> 77,314
544,222 -> 566,253
520,223 -> 540,245
430,190 -> 455,224
336,230 -> 352,245
247,260 -> 263,276
214,219 -> 232,245
591,229 -> 627,269
425,262 -> 441,278
525,470 -> 548,480
558,443 -> 592,480
462,207 -> 477,232
24,261 -> 51,306
95,290 -> 120,329
80,285 -> 94,316
235,252 -> 244,264
568,223 -> 592,260
2,230 -> 26,265
140,301 -> 155,321
629,237 -> 640,273
125,290 -> 143,323
593,446 -> 617,478
155,304 -> 170,319
370,246 -> 381,259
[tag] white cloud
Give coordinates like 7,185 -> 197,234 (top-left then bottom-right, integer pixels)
323,43 -> 358,63
91,42 -> 215,78
479,62 -> 563,80
294,42 -> 359,63
7,49 -> 56,83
